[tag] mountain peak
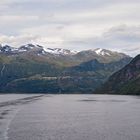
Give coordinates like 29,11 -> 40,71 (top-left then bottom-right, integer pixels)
17,44 -> 44,54
0,44 -> 18,53
43,48 -> 78,55
93,48 -> 112,56
20,44 -> 42,49
94,48 -> 103,54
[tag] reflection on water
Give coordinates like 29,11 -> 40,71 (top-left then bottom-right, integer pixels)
0,94 -> 140,140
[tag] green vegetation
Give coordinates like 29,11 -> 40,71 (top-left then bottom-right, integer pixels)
97,55 -> 140,95
0,50 -> 131,93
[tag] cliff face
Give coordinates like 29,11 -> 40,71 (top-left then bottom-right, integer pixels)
98,55 -> 140,95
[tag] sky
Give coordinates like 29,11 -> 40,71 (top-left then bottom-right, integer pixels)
0,0 -> 140,56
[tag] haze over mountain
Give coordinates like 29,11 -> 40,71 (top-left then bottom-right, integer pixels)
0,44 -> 131,93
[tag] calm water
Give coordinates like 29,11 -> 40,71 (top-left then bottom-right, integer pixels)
0,94 -> 140,140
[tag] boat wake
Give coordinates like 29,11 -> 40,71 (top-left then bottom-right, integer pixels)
0,95 -> 44,140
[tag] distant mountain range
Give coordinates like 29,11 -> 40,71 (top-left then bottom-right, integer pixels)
0,44 -> 132,93
0,44 -> 77,56
0,44 -> 129,65
0,43 -> 126,56
96,54 -> 140,95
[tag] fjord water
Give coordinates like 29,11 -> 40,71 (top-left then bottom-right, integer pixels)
0,94 -> 140,140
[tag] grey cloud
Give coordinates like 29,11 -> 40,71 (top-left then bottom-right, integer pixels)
0,25 -> 140,56
0,0 -> 140,56
89,25 -> 140,56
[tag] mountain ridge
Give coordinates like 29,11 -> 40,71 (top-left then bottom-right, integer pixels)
0,43 -> 129,58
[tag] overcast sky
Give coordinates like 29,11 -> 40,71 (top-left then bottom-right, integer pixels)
0,0 -> 140,56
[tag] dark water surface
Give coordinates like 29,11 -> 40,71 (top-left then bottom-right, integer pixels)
0,94 -> 140,140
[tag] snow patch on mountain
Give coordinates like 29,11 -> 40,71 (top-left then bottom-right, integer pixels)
0,45 -> 16,53
44,48 -> 77,55
94,48 -> 111,56
0,44 -> 129,58
0,43 -> 79,56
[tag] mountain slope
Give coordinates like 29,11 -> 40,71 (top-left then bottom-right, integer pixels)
97,54 -> 140,95
0,43 -> 132,93
0,44 -> 130,66
74,48 -> 128,64
0,55 -> 62,91
67,58 -> 131,73
1,58 -> 131,93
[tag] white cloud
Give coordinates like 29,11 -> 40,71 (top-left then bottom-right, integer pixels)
0,34 -> 63,48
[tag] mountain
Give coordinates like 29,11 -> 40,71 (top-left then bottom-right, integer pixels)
0,44 -> 77,56
74,48 -> 128,64
0,58 -> 131,93
0,44 -> 129,64
96,54 -> 140,95
0,43 -> 132,93
0,45 -> 17,53
66,58 -> 131,73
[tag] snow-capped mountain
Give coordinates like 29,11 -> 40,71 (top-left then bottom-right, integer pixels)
81,48 -> 124,57
0,44 -> 78,56
19,44 -> 43,51
0,44 -> 129,62
0,45 -> 18,53
0,44 -> 132,93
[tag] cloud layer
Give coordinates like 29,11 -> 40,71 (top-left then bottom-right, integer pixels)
0,0 -> 140,56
